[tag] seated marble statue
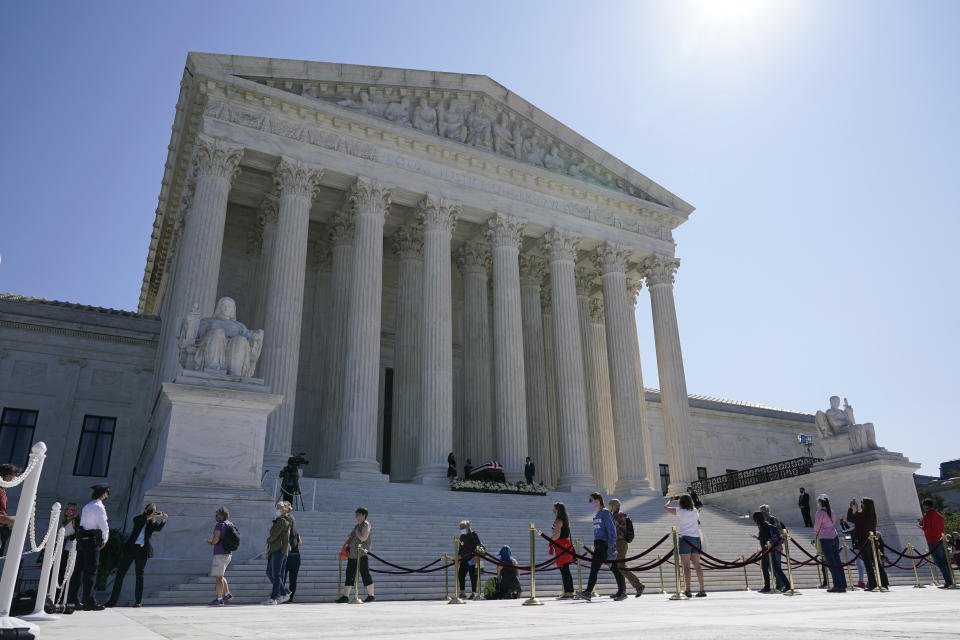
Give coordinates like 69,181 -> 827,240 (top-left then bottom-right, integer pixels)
814,395 -> 880,456
179,297 -> 263,378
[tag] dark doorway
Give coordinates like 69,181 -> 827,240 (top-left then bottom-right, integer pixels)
381,368 -> 393,475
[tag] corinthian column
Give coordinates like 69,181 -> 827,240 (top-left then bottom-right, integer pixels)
261,158 -> 324,469
160,134 -> 243,383
519,254 -> 552,486
541,229 -> 594,492
541,284 -> 561,486
575,266 -> 607,490
335,178 -> 393,479
315,207 -> 354,476
389,223 -> 423,482
590,297 -> 618,491
456,241 -> 494,465
414,196 -> 460,484
595,244 -> 652,493
487,214 -> 528,482
627,278 -> 656,490
640,254 -> 695,495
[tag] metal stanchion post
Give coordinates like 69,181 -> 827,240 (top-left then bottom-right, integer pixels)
815,534 -> 828,589
842,543 -> 856,590
942,534 -> 958,588
476,549 -> 484,600
348,546 -> 363,604
781,528 -> 799,596
657,554 -> 665,594
444,553 -> 450,601
907,543 -> 924,589
575,538 -> 583,598
523,524 -> 543,606
338,554 -> 343,599
669,527 -> 686,600
449,538 -> 465,604
867,533 -> 885,592
741,554 -> 749,591
927,550 -> 939,586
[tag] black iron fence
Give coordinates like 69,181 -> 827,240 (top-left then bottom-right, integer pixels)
690,456 -> 823,496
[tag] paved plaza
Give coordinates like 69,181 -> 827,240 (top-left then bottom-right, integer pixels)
35,587 -> 959,639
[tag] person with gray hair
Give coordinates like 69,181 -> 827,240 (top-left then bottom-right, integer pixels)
608,499 -> 645,598
759,504 -> 788,591
263,501 -> 293,605
457,520 -> 484,599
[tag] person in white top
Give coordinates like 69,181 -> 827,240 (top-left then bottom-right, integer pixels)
664,494 -> 706,598
77,483 -> 110,610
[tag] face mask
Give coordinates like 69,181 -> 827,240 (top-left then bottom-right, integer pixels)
588,501 -> 594,508
459,528 -> 467,535
275,509 -> 283,517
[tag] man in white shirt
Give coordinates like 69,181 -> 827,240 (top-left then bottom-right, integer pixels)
77,483 -> 110,611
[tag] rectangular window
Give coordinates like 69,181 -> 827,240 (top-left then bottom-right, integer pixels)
725,468 -> 738,475
0,408 -> 38,467
697,467 -> 708,481
73,415 -> 116,477
658,464 -> 670,496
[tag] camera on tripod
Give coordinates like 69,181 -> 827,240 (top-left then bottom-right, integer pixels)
287,453 -> 310,469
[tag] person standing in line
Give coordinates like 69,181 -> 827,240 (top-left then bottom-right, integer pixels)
447,452 -> 457,483
665,494 -> 706,597
579,492 -> 625,601
263,501 -> 293,605
752,511 -> 787,592
105,502 -> 168,607
919,498 -> 955,588
549,502 -> 575,599
524,457 -> 536,484
456,520 -> 483,599
608,499 -> 645,597
839,516 -> 867,588
337,506 -> 375,603
282,513 -> 303,602
798,488 -> 813,527
77,483 -> 110,611
760,504 -> 789,589
847,497 -> 888,591
813,494 -> 846,593
206,507 -> 234,605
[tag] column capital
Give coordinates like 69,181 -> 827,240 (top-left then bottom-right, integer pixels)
349,176 -> 394,218
639,254 -> 680,287
589,296 -> 605,323
594,242 -> 631,275
328,204 -> 355,247
455,241 -> 490,276
193,133 -> 244,183
275,157 -> 324,201
314,238 -> 333,271
540,228 -> 580,262
258,193 -> 279,226
392,223 -> 424,261
416,194 -> 461,233
486,212 -> 525,249
626,278 -> 643,305
518,253 -> 547,287
574,266 -> 598,297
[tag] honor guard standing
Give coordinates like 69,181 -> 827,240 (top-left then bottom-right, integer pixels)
77,483 -> 110,610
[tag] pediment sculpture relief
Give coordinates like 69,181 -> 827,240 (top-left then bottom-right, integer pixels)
179,297 -> 264,378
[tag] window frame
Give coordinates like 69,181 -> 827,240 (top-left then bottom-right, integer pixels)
0,408 -> 38,467
72,414 -> 117,478
697,466 -> 708,481
658,463 -> 670,496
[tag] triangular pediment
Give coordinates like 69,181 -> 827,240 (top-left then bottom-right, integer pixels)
187,53 -> 693,215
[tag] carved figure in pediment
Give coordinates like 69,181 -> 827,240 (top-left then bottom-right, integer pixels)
492,112 -> 517,158
179,297 -> 264,378
523,133 -> 545,167
814,395 -> 880,458
438,98 -> 468,143
337,91 -> 382,118
384,97 -> 412,127
412,97 -> 438,134
543,145 -> 564,172
467,104 -> 493,149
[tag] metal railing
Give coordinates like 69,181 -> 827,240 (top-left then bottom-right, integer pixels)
690,456 -> 823,496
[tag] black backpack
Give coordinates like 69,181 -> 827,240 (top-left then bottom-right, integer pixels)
221,521 -> 240,552
624,514 -> 635,543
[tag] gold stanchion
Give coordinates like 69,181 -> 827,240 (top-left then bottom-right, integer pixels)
657,554 -> 665,594
348,545 -> 364,604
814,535 -> 828,589
927,549 -> 939,586
476,548 -> 485,600
942,534 -> 958,588
575,538 -> 584,598
781,528 -> 799,596
842,543 -> 856,590
523,524 -> 543,606
741,554 -> 749,591
449,538 -> 465,604
669,527 -> 686,600
907,543 -> 925,589
867,533 -> 885,592
338,554 -> 343,599
444,553 -> 450,600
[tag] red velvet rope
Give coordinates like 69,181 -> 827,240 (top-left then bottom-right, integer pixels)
538,532 -> 671,565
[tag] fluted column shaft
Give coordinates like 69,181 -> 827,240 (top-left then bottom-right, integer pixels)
262,158 -> 324,464
415,197 -> 460,484
575,269 -> 606,489
458,243 -> 494,465
590,300 -> 618,491
541,296 -> 561,488
488,214 -> 528,482
390,225 -> 423,482
315,212 -> 354,476
627,280 -> 656,490
336,178 -> 393,478
641,255 -> 696,495
542,230 -> 593,491
595,244 -> 652,493
520,255 -> 551,487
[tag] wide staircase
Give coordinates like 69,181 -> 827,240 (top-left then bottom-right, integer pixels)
144,479 -> 914,605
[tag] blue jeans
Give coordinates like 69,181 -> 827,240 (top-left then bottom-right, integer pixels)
930,542 -> 954,586
266,551 -> 288,600
820,537 -> 846,590
761,543 -> 788,590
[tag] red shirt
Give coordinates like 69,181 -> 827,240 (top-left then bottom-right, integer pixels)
920,509 -> 945,545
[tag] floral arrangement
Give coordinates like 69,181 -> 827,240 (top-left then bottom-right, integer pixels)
450,479 -> 548,495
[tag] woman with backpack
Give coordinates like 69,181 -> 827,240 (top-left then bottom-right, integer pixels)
495,545 -> 522,599
549,502 -> 576,599
752,511 -> 788,592
206,506 -> 235,605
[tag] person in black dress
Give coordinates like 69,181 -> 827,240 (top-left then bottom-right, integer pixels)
496,545 -> 521,599
457,520 -> 484,599
798,488 -> 813,527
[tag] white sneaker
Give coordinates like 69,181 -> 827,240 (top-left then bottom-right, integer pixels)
260,599 -> 277,606
277,593 -> 291,604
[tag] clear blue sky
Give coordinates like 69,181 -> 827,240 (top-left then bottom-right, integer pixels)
1,1 -> 957,475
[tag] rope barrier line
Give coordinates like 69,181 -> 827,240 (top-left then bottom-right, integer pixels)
364,551 -> 451,574
537,532 -> 671,565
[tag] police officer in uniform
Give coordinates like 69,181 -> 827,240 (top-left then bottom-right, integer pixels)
77,483 -> 110,611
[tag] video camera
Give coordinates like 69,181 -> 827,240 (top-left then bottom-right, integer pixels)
287,452 -> 309,469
